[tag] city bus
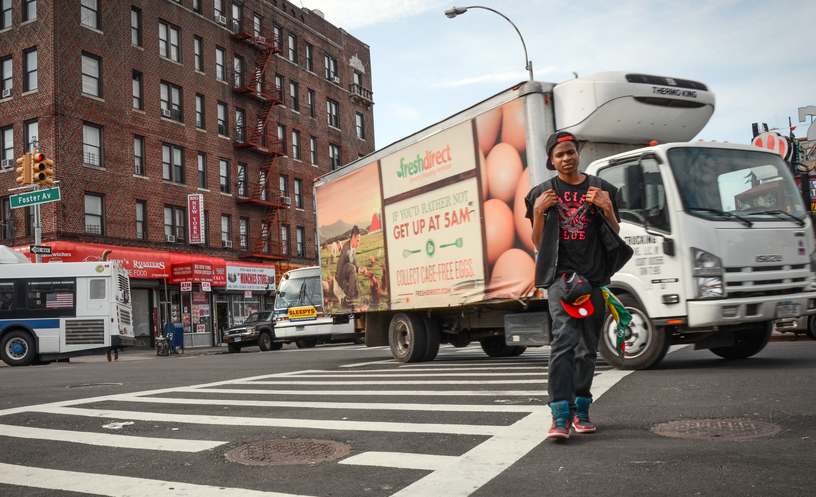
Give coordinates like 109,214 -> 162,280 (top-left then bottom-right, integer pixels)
0,246 -> 134,366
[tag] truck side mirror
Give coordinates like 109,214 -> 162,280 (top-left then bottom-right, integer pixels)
626,164 -> 645,211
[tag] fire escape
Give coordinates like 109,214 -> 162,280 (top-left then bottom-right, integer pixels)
230,18 -> 289,261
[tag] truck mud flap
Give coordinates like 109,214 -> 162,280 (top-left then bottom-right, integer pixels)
505,312 -> 550,346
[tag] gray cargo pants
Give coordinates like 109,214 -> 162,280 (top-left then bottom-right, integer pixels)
546,276 -> 606,412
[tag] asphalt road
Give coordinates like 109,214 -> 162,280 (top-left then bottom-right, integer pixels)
0,339 -> 814,497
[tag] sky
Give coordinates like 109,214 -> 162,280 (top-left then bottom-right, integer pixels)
300,0 -> 816,150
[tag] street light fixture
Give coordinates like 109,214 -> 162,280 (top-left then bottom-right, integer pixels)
444,5 -> 533,81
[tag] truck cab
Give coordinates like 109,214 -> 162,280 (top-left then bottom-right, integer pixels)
586,142 -> 816,368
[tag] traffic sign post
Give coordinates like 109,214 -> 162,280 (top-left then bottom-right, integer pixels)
9,187 -> 61,209
29,245 -> 52,255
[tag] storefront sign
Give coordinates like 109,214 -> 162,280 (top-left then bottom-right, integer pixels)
188,194 -> 204,244
226,264 -> 276,291
244,290 -> 253,298
196,325 -> 206,333
288,306 -> 317,322
171,262 -> 215,283
201,282 -> 211,292
180,282 -> 192,291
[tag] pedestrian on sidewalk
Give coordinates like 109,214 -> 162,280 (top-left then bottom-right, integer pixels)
525,131 -> 631,439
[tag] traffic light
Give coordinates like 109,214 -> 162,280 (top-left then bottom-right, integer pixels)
32,152 -> 54,186
15,153 -> 32,185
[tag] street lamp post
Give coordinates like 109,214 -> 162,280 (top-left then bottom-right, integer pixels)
445,5 -> 533,81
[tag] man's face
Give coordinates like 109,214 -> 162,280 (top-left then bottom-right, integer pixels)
351,234 -> 360,248
551,141 -> 580,175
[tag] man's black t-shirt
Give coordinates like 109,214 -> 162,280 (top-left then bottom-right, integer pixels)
524,175 -> 620,286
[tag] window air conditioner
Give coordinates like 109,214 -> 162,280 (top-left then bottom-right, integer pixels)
216,14 -> 227,25
160,108 -> 172,118
165,234 -> 176,243
332,76 -> 340,84
1,88 -> 10,98
257,35 -> 266,42
223,240 -> 233,249
282,196 -> 291,206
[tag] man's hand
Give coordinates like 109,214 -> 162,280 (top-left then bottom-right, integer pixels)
534,189 -> 557,217
586,187 -> 612,212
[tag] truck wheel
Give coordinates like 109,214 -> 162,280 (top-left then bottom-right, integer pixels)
805,315 -> 816,340
480,336 -> 515,357
258,332 -> 273,351
510,346 -> 527,356
710,322 -> 772,359
227,343 -> 241,353
422,316 -> 441,362
599,294 -> 670,370
1,330 -> 36,367
389,312 -> 427,363
296,339 -> 317,349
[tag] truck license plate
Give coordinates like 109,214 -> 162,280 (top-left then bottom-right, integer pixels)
234,337 -> 242,342
776,302 -> 800,318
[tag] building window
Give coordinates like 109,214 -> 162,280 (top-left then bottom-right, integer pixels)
287,34 -> 297,62
294,178 -> 303,209
310,136 -> 317,166
237,162 -> 247,197
233,55 -> 243,88
291,129 -> 301,160
84,193 -> 104,235
23,48 -> 37,92
231,3 -> 242,32
252,13 -> 262,37
219,158 -> 230,194
353,70 -> 363,87
217,101 -> 227,135
132,71 -> 142,109
1,197 -> 13,240
24,120 -> 37,150
1,56 -> 11,95
193,0 -> 201,14
164,206 -> 186,242
324,54 -> 337,81
277,124 -> 285,147
215,47 -> 225,80
279,174 -> 288,197
197,152 -> 206,188
289,82 -> 299,111
275,74 -> 284,106
162,143 -> 185,184
22,0 -> 35,21
134,135 -> 145,175
160,81 -> 183,122
296,227 -> 304,257
195,94 -> 205,129
221,215 -> 231,248
213,0 -> 223,16
1,0 -> 11,29
239,218 -> 249,250
81,0 -> 98,29
24,206 -> 33,236
259,170 -> 268,201
329,144 -> 341,171
306,89 -> 315,118
131,7 -> 142,46
327,99 -> 339,128
281,225 -> 288,256
2,126 -> 13,163
305,43 -> 313,71
235,108 -> 245,141
159,21 -> 180,62
81,53 -> 101,97
356,113 -> 365,139
261,222 -> 270,254
82,123 -> 103,167
273,25 -> 281,50
136,200 -> 146,240
194,36 -> 203,71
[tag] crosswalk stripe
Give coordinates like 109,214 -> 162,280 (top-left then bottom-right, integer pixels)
241,379 -> 544,385
340,451 -> 459,470
0,424 -> 226,452
0,463 -> 309,497
179,388 -> 545,397
273,372 -> 547,378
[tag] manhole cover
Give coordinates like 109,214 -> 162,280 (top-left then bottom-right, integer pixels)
654,419 -> 781,440
226,439 -> 350,466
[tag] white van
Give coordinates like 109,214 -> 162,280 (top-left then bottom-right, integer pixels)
272,266 -> 361,348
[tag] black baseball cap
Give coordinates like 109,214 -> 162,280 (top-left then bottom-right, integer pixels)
560,272 -> 594,318
546,131 -> 578,170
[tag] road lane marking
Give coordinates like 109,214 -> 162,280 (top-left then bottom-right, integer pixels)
27,406 -> 507,436
0,424 -> 226,452
0,463 -> 310,497
241,380 -> 544,385
340,451 -> 458,471
176,388 -> 546,397
273,372 -> 548,378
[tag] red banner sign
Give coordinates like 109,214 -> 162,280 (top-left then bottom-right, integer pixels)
171,262 -> 215,284
188,194 -> 204,245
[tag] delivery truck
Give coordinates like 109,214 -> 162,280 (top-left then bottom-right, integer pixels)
314,71 -> 816,369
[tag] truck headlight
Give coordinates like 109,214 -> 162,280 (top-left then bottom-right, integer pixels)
692,248 -> 724,299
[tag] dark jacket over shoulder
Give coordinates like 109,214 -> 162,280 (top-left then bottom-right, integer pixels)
524,175 -> 633,289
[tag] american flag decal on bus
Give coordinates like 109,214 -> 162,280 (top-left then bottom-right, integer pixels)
46,293 -> 73,309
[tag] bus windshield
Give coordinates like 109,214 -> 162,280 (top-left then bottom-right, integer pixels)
274,276 -> 322,309
668,147 -> 806,223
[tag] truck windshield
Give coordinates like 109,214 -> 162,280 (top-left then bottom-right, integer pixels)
667,148 -> 806,223
275,277 -> 305,309
244,311 -> 271,323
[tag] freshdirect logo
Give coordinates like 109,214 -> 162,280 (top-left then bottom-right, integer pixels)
396,145 -> 452,178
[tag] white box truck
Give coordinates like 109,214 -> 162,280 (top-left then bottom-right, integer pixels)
314,71 -> 816,369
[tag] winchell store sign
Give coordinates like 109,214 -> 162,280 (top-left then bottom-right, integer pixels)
226,264 -> 276,291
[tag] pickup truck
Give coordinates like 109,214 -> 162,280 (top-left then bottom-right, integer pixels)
222,310 -> 278,353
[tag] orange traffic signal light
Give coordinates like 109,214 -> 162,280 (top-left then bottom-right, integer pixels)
15,153 -> 32,185
32,152 -> 54,186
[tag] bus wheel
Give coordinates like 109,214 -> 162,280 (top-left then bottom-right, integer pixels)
227,343 -> 241,353
1,330 -> 36,367
599,294 -> 669,370
480,336 -> 515,357
258,332 -> 273,351
389,312 -> 427,363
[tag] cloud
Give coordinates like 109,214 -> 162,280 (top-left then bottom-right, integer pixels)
302,0 -> 448,30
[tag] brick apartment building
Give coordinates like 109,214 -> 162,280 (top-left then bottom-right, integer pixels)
0,0 -> 376,347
